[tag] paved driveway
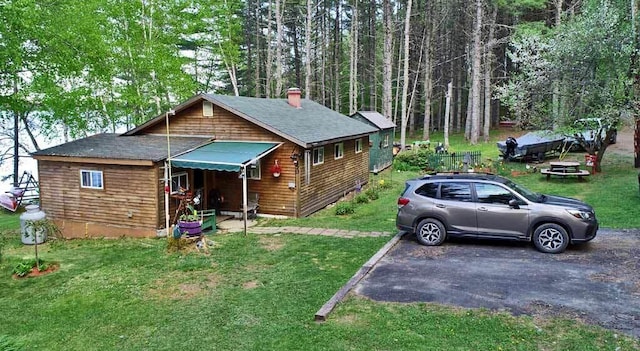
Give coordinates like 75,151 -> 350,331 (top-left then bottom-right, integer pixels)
355,229 -> 640,338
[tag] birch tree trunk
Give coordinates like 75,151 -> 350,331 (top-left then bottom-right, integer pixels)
552,0 -> 563,126
349,1 -> 359,115
275,0 -> 284,96
265,0 -> 273,98
400,0 -> 412,149
382,0 -> 393,120
444,81 -> 453,148
482,6 -> 497,142
304,0 -> 313,99
468,0 -> 483,144
632,0 -> 640,167
333,1 -> 341,111
456,68 -> 462,133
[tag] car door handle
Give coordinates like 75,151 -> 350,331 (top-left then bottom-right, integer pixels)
477,207 -> 488,211
436,204 -> 446,208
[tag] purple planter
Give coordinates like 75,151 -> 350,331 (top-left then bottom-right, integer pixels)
178,220 -> 202,236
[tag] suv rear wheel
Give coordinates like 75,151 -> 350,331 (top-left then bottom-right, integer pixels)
533,223 -> 569,254
416,218 -> 447,246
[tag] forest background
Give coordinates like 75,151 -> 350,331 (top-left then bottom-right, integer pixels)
1,0 -> 639,186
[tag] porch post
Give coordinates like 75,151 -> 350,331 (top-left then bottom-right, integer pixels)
164,162 -> 170,234
242,165 -> 248,236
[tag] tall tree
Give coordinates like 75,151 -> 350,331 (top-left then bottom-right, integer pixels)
399,0 -> 412,148
382,0 -> 393,120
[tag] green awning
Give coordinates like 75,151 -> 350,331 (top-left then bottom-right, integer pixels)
171,141 -> 281,171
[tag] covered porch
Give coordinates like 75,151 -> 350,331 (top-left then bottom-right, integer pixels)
166,141 -> 282,233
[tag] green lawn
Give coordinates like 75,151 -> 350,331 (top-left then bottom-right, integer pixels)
1,131 -> 639,350
0,231 -> 638,350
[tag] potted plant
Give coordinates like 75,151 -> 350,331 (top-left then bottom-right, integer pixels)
177,204 -> 202,236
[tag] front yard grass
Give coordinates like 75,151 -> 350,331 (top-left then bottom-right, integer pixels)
0,229 -> 638,350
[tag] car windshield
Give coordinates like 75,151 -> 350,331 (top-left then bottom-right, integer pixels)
504,179 -> 541,202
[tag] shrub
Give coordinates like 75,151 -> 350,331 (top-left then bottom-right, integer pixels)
12,258 -> 47,277
377,179 -> 393,189
334,201 -> 355,215
364,187 -> 379,200
393,148 -> 433,171
354,193 -> 369,204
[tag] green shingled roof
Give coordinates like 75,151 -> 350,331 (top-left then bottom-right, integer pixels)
31,134 -> 209,161
204,94 -> 377,147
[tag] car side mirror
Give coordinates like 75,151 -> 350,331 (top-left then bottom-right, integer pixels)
509,199 -> 520,209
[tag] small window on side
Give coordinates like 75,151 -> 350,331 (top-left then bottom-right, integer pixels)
355,138 -> 362,153
80,170 -> 104,189
203,101 -> 213,117
247,160 -> 261,180
171,172 -> 189,194
313,147 -> 324,165
334,143 -> 344,159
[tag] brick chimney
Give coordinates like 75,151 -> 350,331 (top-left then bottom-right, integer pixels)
287,87 -> 301,108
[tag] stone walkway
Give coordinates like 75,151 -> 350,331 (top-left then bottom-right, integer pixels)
247,226 -> 393,238
215,219 -> 394,238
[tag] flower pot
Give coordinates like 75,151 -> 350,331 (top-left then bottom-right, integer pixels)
178,220 -> 202,236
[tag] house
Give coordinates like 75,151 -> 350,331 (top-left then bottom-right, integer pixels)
350,111 -> 396,173
31,88 -> 377,238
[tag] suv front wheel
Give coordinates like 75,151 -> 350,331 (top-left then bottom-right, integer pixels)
533,223 -> 569,254
416,218 -> 447,246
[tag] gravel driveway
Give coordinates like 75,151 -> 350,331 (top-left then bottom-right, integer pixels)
355,229 -> 640,338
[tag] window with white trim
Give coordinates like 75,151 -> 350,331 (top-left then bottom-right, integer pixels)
334,142 -> 344,159
247,160 -> 261,180
80,170 -> 104,189
355,138 -> 362,153
313,147 -> 324,165
383,134 -> 390,147
203,101 -> 213,117
171,172 -> 189,194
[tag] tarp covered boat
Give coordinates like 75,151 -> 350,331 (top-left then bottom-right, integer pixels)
497,131 -> 566,161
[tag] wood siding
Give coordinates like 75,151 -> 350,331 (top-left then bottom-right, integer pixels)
144,101 -> 301,217
144,102 -> 283,142
38,160 -> 159,238
298,139 -> 370,216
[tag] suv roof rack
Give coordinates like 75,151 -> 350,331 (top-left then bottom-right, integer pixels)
420,172 -> 498,181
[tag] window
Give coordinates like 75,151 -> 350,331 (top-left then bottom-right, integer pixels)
313,147 -> 324,165
80,170 -> 103,189
439,182 -> 472,202
247,160 -> 261,180
415,183 -> 438,198
203,101 -> 213,117
475,183 -> 513,205
334,143 -> 344,159
355,138 -> 362,153
171,172 -> 188,193
383,134 -> 390,148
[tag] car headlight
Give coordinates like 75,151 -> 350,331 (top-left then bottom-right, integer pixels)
566,209 -> 591,220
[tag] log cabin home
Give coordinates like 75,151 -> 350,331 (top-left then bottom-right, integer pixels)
31,88 -> 377,238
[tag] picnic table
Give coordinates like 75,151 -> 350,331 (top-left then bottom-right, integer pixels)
540,161 -> 590,181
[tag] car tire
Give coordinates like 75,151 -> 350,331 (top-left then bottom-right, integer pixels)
415,218 -> 447,246
533,223 -> 569,254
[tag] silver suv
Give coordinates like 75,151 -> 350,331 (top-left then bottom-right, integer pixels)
396,173 -> 598,253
